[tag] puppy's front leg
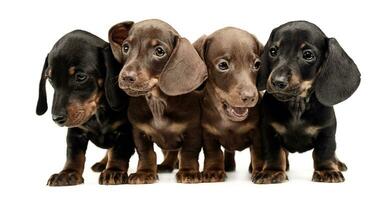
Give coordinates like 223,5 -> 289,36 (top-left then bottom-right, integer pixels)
253,126 -> 288,184
312,126 -> 347,183
201,131 -> 226,183
250,129 -> 265,178
128,129 -> 157,184
99,131 -> 135,185
176,126 -> 202,183
47,128 -> 88,186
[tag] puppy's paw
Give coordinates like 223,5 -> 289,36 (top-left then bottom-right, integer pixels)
202,170 -> 226,183
337,161 -> 348,172
157,164 -> 175,173
312,170 -> 345,183
99,169 -> 128,185
47,171 -> 84,186
252,170 -> 288,184
176,170 -> 202,183
128,172 -> 157,184
91,162 -> 106,172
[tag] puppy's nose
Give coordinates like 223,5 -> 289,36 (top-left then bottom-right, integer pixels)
272,76 -> 288,90
240,91 -> 255,103
121,71 -> 137,84
53,114 -> 67,126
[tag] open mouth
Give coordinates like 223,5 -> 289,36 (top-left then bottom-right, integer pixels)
222,101 -> 249,121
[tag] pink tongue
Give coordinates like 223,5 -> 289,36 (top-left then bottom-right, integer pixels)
232,107 -> 248,115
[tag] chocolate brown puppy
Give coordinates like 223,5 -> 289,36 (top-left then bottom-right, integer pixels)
255,21 -> 360,183
36,30 -> 134,186
193,27 -> 264,182
106,19 -> 207,184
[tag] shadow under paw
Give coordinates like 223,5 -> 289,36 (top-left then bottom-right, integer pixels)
47,171 -> 84,186
312,170 -> 345,183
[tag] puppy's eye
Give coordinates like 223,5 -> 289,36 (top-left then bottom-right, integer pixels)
154,46 -> 166,57
269,46 -> 278,57
303,49 -> 315,60
123,43 -> 129,53
251,59 -> 261,71
75,73 -> 88,83
217,61 -> 229,71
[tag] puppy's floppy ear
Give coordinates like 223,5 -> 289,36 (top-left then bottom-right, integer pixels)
257,28 -> 277,91
103,44 -> 128,111
108,21 -> 134,63
159,36 -> 208,96
315,38 -> 361,106
250,34 -> 264,56
193,35 -> 208,60
36,55 -> 49,115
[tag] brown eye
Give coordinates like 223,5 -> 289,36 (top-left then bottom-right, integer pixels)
217,61 -> 229,71
123,43 -> 129,53
154,46 -> 166,57
303,49 -> 315,61
75,72 -> 88,83
269,46 -> 278,57
252,59 -> 261,71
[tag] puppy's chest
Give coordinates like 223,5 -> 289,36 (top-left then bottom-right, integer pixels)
270,119 -> 322,152
203,120 -> 256,151
81,117 -> 126,149
131,96 -> 189,136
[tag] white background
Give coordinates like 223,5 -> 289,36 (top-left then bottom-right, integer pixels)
0,0 -> 378,199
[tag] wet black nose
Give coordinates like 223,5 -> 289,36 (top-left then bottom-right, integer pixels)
240,91 -> 255,103
53,114 -> 67,126
121,71 -> 137,84
272,76 -> 288,90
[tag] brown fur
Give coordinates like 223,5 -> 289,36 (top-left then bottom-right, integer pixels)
193,27 -> 264,182
108,19 -> 207,184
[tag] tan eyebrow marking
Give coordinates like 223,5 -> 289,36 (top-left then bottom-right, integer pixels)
68,66 -> 75,75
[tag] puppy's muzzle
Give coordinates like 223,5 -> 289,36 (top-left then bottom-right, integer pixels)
52,113 -> 67,126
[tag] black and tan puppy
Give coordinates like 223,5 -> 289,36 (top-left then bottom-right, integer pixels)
36,30 -> 134,186
106,19 -> 207,184
193,27 -> 264,182
255,21 -> 360,183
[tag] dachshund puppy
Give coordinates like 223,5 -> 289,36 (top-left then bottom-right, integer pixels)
193,27 -> 264,182
36,30 -> 134,186
106,19 -> 207,184
255,21 -> 360,183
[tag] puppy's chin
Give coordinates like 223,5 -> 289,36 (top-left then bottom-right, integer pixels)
123,88 -> 150,97
267,84 -> 299,102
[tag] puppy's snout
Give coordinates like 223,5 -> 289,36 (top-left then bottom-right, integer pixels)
53,113 -> 67,126
121,71 -> 137,84
240,90 -> 255,104
272,76 -> 289,90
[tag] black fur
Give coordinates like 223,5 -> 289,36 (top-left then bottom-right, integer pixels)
37,30 -> 134,186
254,21 -> 360,184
